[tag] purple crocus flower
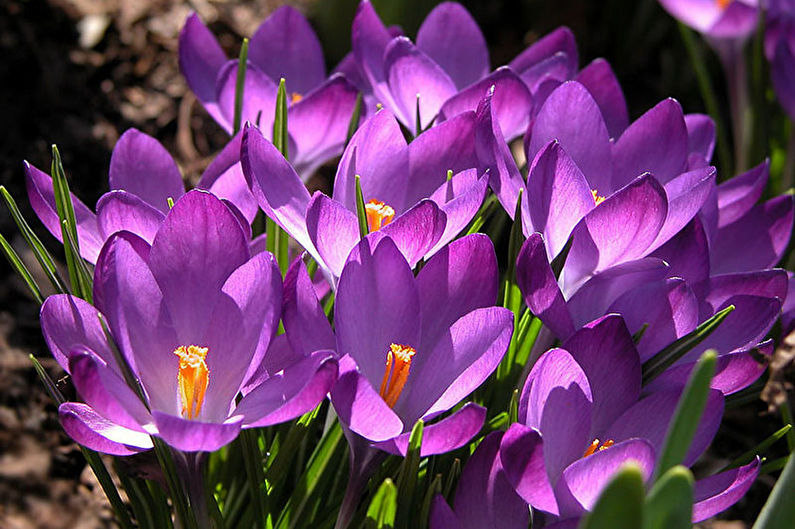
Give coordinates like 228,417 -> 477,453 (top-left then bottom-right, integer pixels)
40,190 -> 337,454
656,0 -> 759,40
241,108 -> 488,286
330,233 -> 512,454
765,0 -> 795,119
25,128 -> 258,264
179,7 -> 360,178
498,315 -> 760,526
429,432 -> 529,529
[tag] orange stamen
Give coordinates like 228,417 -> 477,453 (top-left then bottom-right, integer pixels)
174,345 -> 209,420
290,92 -> 303,104
583,438 -> 615,457
365,199 -> 396,232
378,343 -> 416,408
716,0 -> 731,9
591,189 -> 605,206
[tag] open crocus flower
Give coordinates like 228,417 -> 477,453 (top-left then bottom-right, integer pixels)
25,128 -> 257,264
39,190 -> 337,454
430,432 -> 528,529
179,7 -> 360,179
498,315 -> 760,526
765,0 -> 795,120
330,234 -> 512,455
241,108 -> 488,286
656,0 -> 759,40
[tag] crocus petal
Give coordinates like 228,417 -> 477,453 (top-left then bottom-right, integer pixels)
604,389 -> 724,467
247,5 -> 325,95
283,259 -> 335,357
406,111 -> 479,205
611,98 -> 688,188
24,161 -> 103,263
235,351 -> 338,428
372,199 -> 447,268
148,190 -> 249,341
427,170 -> 488,256
375,403 -> 486,456
109,129 -> 185,213
385,37 -> 458,131
527,81 -> 613,194
608,278 -> 700,362
566,258 -> 671,330
500,424 -> 559,515
525,140 -> 595,259
516,233 -> 575,340
701,269 -> 789,316
333,109 -> 408,212
657,0 -> 728,34
561,315 -> 642,436
509,26 -> 578,81
241,125 -> 318,259
335,237 -> 421,386
288,75 -> 360,177
711,194 -> 794,274
554,438 -> 655,518
400,306 -> 512,420
430,495 -> 461,529
197,132 -> 258,223
438,67 -> 533,140
216,60 -> 278,134
451,431 -> 530,529
305,192 -> 360,280
68,349 -> 152,431
772,39 -> 795,119
330,357 -> 405,442
96,190 -> 165,244
708,1 -> 762,38
178,13 -> 227,125
151,410 -> 243,452
692,459 -> 760,522
650,217 -> 710,285
685,114 -> 716,163
59,402 -> 153,455
351,1 -> 400,111
575,59 -> 629,139
520,52 -> 571,92
416,2 -> 489,89
562,174 -> 668,292
649,165 -> 716,251
40,294 -> 115,372
716,159 -> 769,228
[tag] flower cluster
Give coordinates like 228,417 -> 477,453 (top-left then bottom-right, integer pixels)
10,2 -> 794,528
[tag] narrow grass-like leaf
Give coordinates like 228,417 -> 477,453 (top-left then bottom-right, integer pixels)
0,233 -> 44,304
355,175 -> 369,239
51,146 -> 84,296
1,185 -> 68,293
363,479 -> 397,529
752,449 -> 795,528
442,458 -> 460,499
345,93 -> 363,146
273,78 -> 289,158
725,425 -> 792,470
760,455 -> 789,474
465,194 -> 498,235
415,95 -> 422,139
153,438 -> 199,529
240,428 -> 269,529
233,38 -> 250,135
497,189 -> 524,383
61,219 -> 93,302
779,399 -> 795,452
578,463 -> 644,529
643,465 -> 693,529
418,474 -> 441,529
654,350 -> 717,480
395,420 -> 424,529
642,306 -> 733,384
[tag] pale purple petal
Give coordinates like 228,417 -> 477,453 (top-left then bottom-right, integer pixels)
649,165 -> 716,251
283,259 -> 335,357
109,129 -> 185,213
216,60 -> 278,134
717,160 -> 769,228
692,459 -> 760,522
500,424 -> 559,515
351,1 -> 399,110
248,5 -> 325,94
509,27 -> 578,80
416,2 -> 489,89
372,199 -> 447,267
96,190 -> 164,244
685,114 -> 716,162
59,402 -> 153,455
575,59 -> 629,139
430,495 -> 461,529
305,192 -> 360,279
650,217 -> 711,285
198,132 -> 258,223
178,13 -> 227,126
152,410 -> 244,452
427,170 -> 488,256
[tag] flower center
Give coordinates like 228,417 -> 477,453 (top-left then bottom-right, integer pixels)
591,189 -> 605,206
583,438 -> 614,457
174,345 -> 209,420
365,199 -> 396,232
378,343 -> 416,408
290,92 -> 303,104
716,0 -> 731,9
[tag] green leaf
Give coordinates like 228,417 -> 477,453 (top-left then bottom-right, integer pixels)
654,350 -> 717,480
395,420 -> 424,529
345,93 -> 364,146
642,306 -> 733,384
61,219 -> 93,302
1,185 -> 68,294
355,174 -> 369,239
760,455 -> 789,474
578,463 -> 645,529
273,78 -> 289,159
752,448 -> 795,528
496,188 -> 524,383
415,95 -> 422,138
363,479 -> 397,529
418,474 -> 442,529
232,38 -> 250,135
464,194 -> 498,235
0,233 -> 44,304
724,424 -> 792,470
51,145 -> 86,297
643,466 -> 693,529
